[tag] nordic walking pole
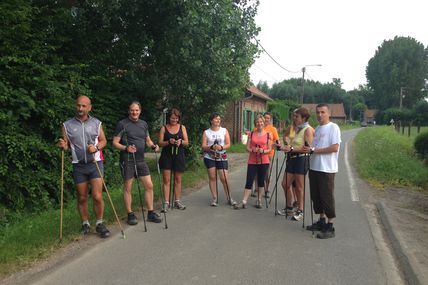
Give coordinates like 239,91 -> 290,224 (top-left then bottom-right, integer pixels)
264,147 -> 271,208
268,151 -> 286,207
132,151 -> 148,232
60,149 -> 64,242
219,154 -> 232,207
302,141 -> 311,230
154,146 -> 168,229
305,141 -> 315,236
213,140 -> 219,204
93,156 -> 125,239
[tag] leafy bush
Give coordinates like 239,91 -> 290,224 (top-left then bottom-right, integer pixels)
414,131 -> 428,159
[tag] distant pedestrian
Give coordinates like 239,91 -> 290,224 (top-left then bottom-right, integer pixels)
201,113 -> 237,207
158,108 -> 189,212
112,101 -> 162,225
305,104 -> 341,239
236,114 -> 272,209
58,95 -> 110,238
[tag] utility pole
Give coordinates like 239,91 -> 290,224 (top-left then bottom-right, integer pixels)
300,67 -> 306,104
300,64 -> 322,105
399,87 -> 405,110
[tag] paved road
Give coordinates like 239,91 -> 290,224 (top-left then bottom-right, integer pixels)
32,129 -> 390,285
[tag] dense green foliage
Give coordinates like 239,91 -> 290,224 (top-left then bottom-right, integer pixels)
0,0 -> 260,216
354,127 -> 428,190
414,131 -> 428,160
366,36 -> 428,110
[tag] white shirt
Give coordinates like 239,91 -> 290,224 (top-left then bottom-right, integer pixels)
310,122 -> 341,173
204,127 -> 227,160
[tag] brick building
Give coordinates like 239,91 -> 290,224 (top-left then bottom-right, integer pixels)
223,86 -> 272,143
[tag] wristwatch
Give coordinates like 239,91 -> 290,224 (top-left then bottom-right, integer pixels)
310,147 -> 315,154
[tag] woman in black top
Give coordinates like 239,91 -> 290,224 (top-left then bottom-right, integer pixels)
158,108 -> 189,211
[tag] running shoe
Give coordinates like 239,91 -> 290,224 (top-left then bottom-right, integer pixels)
210,199 -> 218,207
234,201 -> 247,209
81,223 -> 90,235
127,212 -> 138,225
292,209 -> 304,221
95,222 -> 111,238
264,191 -> 270,198
306,220 -> 326,231
255,200 -> 262,209
229,199 -> 238,206
277,207 -> 295,216
317,226 -> 335,239
174,200 -> 186,210
147,212 -> 162,223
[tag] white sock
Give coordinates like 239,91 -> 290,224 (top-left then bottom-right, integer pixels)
96,219 -> 103,226
82,220 -> 90,226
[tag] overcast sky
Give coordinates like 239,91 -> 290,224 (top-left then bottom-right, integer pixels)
249,0 -> 428,91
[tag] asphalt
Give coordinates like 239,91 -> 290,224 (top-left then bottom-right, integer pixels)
376,202 -> 426,285
2,129 -> 427,285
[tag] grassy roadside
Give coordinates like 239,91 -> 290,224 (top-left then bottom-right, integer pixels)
353,126 -> 428,190
0,158 -> 207,278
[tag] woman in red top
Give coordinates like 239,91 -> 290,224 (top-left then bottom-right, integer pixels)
236,114 -> 272,209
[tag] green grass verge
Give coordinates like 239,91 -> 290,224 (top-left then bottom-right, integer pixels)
228,143 -> 247,153
354,126 -> 428,190
0,159 -> 207,277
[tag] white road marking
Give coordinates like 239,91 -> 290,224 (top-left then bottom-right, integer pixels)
344,141 -> 360,201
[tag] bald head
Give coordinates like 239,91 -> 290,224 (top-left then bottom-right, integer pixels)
76,96 -> 92,120
77,95 -> 91,105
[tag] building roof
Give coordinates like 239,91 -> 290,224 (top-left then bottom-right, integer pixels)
302,103 -> 347,118
246,86 -> 273,101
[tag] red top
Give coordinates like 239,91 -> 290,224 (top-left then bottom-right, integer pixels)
248,132 -> 270,164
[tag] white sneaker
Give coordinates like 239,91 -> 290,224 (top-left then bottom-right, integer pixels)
210,199 -> 218,207
292,210 -> 304,221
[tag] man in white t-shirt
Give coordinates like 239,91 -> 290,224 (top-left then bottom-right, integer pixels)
304,104 -> 341,239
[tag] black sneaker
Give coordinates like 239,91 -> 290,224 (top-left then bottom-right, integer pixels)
317,227 -> 335,239
81,223 -> 90,235
306,220 -> 326,231
147,212 -> 162,223
95,223 -> 111,238
127,212 -> 138,225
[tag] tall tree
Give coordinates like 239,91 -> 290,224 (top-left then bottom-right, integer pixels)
0,0 -> 260,213
366,36 -> 428,110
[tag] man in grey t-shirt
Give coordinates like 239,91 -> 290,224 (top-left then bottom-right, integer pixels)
112,101 -> 161,226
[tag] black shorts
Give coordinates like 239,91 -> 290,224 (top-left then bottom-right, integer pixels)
120,160 -> 150,180
203,157 -> 228,170
285,155 -> 309,175
72,161 -> 103,184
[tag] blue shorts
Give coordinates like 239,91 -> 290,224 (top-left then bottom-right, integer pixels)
72,161 -> 103,184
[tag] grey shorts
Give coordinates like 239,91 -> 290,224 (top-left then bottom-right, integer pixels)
72,161 -> 103,184
121,160 -> 150,180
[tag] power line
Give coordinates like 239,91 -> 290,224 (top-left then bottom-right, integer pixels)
253,37 -> 301,74
253,64 -> 279,82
